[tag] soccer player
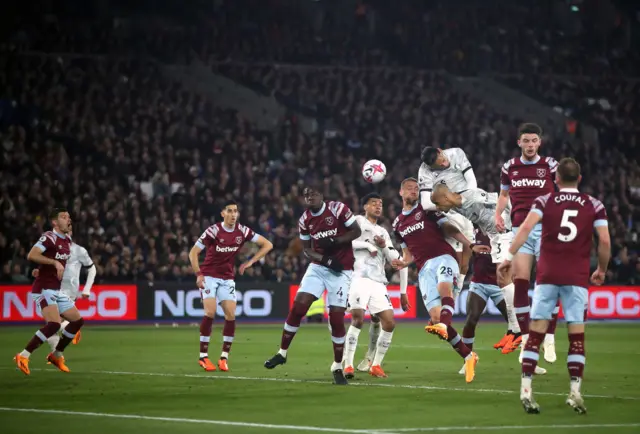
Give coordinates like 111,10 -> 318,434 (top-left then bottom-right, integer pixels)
189,200 -> 273,372
33,232 -> 96,348
14,208 -> 85,375
391,178 -> 486,383
343,193 -> 409,379
419,146 -> 477,289
430,183 -> 523,353
495,123 -> 559,364
264,185 -> 362,385
498,158 -> 610,414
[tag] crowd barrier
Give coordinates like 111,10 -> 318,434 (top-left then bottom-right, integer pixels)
0,283 -> 638,322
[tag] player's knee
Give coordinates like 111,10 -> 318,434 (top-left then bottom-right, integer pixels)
46,321 -> 61,334
328,310 -> 346,330
381,318 -> 395,332
464,316 -> 478,329
292,301 -> 311,318
350,315 -> 364,329
74,317 -> 85,329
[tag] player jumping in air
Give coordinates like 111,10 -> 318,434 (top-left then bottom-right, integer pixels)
495,123 -> 560,364
430,184 -> 524,355
189,200 -> 273,372
14,208 -> 86,375
391,178 -> 487,383
343,193 -> 409,379
498,158 -> 610,414
33,232 -> 96,348
264,185 -> 362,385
419,146 -> 477,291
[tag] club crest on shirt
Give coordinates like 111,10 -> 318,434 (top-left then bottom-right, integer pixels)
235,236 -> 243,245
537,168 -> 546,178
325,217 -> 334,226
415,212 -> 422,221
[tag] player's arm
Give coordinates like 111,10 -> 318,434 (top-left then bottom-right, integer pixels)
353,240 -> 377,254
27,236 -> 64,279
495,162 -> 511,232
504,210 -> 542,260
419,166 -> 438,211
239,234 -> 274,275
334,219 -> 361,245
457,149 -> 477,189
79,248 -> 96,296
189,232 -> 208,288
440,216 -> 489,254
592,215 -> 611,285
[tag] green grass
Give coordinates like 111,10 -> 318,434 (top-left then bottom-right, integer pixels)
0,322 -> 639,433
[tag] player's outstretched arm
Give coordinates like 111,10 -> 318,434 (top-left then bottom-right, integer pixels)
495,189 -> 510,233
82,264 -> 97,298
352,240 -> 377,253
440,222 -> 489,254
592,225 -> 611,285
463,168 -> 478,189
420,190 -> 438,211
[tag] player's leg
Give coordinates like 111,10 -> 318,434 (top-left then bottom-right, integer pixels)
520,283 -> 559,414
561,286 -> 588,414
492,232 -> 522,350
216,280 -> 238,372
542,301 -> 559,363
264,265 -> 322,369
198,277 -> 219,371
325,270 -> 351,385
358,313 -> 380,372
368,286 -> 395,377
446,213 -> 472,286
51,300 -> 84,372
459,285 -> 487,374
343,278 -> 369,377
14,291 -> 62,375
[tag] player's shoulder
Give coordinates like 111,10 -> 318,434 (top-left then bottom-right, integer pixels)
327,200 -> 352,217
298,209 -> 311,226
418,162 -> 432,175
584,194 -> 605,212
542,156 -> 559,169
355,214 -> 366,224
501,157 -> 518,172
237,222 -> 252,235
203,223 -> 220,237
533,192 -> 553,207
445,147 -> 467,159
392,214 -> 403,229
39,231 -> 56,244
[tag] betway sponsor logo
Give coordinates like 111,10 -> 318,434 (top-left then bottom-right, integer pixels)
399,221 -> 424,238
511,179 -> 547,188
55,253 -> 70,260
311,228 -> 337,240
216,245 -> 239,253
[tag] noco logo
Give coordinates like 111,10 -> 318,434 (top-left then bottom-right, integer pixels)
587,288 -> 639,318
153,289 -> 273,318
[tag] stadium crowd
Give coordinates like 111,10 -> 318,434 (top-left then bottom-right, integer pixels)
1,0 -> 638,285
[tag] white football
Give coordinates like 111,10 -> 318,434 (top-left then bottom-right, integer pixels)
362,159 -> 387,184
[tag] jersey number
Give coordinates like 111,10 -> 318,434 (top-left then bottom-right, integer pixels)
439,266 -> 453,276
558,209 -> 579,242
337,288 -> 343,298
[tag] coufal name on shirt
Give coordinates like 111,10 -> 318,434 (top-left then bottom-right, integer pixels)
216,245 -> 239,253
554,194 -> 585,206
399,221 -> 424,237
511,178 -> 547,188
55,252 -> 71,260
311,228 -> 338,239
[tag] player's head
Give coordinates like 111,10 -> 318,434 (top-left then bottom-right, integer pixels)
400,177 -> 419,206
430,183 -> 456,211
555,157 -> 582,188
302,185 -> 324,211
50,208 -> 71,234
421,146 -> 448,169
361,193 -> 383,219
221,200 -> 239,225
517,123 -> 543,160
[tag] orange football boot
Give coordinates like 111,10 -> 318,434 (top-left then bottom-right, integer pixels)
72,330 -> 81,345
493,333 -> 511,350
199,357 -> 216,371
425,323 -> 448,341
14,354 -> 30,375
344,365 -> 355,379
47,352 -> 70,373
464,352 -> 479,383
501,335 -> 522,354
369,365 -> 387,378
217,358 -> 229,372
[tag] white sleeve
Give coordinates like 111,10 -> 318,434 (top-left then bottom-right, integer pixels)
382,229 -> 399,261
463,168 -> 478,189
418,164 -> 434,193
79,247 -> 94,267
399,267 -> 408,295
82,265 -> 97,295
421,190 -> 438,211
353,240 -> 377,252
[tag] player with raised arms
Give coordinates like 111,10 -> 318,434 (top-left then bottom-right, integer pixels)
498,158 -> 610,414
14,208 -> 86,375
391,178 -> 487,383
190,200 -> 273,372
495,123 -> 560,364
343,193 -> 409,379
33,231 -> 96,349
264,185 -> 362,385
419,146 -> 477,290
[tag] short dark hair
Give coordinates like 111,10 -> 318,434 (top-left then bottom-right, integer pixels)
557,158 -> 581,184
222,200 -> 238,210
361,193 -> 382,207
302,184 -> 323,196
401,177 -> 418,188
421,146 -> 439,166
517,123 -> 543,139
49,208 -> 68,221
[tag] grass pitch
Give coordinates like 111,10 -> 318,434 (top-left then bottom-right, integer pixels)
0,322 -> 638,433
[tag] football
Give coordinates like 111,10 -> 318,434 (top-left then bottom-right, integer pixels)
362,159 -> 387,184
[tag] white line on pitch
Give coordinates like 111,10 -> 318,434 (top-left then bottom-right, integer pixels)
0,407 -> 391,434
374,423 -> 640,432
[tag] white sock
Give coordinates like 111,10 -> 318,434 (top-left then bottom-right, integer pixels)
330,361 -> 342,372
61,320 -> 70,329
343,326 -> 360,367
20,350 -> 31,358
278,348 -> 288,358
53,350 -> 63,358
545,333 -> 555,344
48,334 -> 60,352
570,378 -> 582,394
372,330 -> 393,366
367,321 -> 380,359
199,352 -> 208,358
220,351 -> 229,359
502,283 -> 521,333
521,376 -> 533,393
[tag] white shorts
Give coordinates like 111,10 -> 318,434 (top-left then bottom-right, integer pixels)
32,289 -> 75,315
201,277 -> 237,303
298,263 -> 353,308
418,254 -> 460,312
446,212 -> 474,253
489,232 -> 514,263
348,277 -> 393,314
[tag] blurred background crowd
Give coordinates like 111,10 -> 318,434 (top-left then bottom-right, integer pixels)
1,0 -> 638,285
